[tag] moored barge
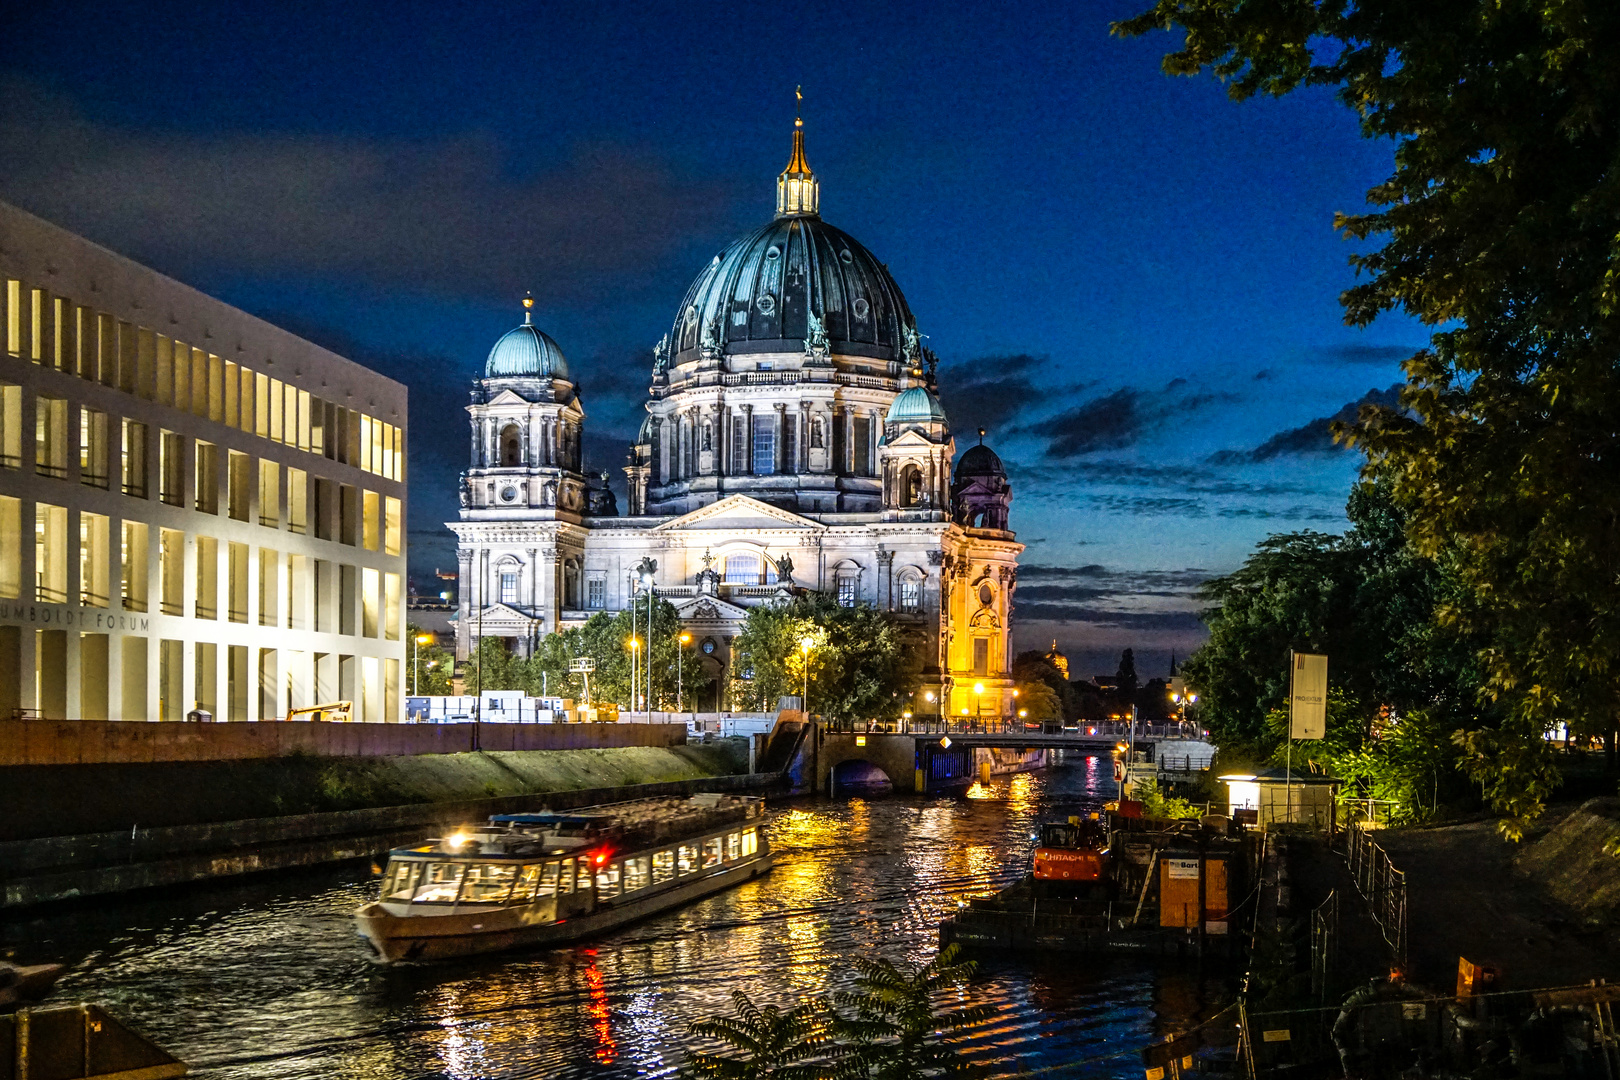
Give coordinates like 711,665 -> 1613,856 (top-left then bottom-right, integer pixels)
355,793 -> 771,963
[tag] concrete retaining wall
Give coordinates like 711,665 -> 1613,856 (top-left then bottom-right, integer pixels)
0,719 -> 684,765
0,771 -> 785,908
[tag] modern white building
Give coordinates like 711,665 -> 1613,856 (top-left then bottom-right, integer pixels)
0,200 -> 408,722
451,122 -> 1024,719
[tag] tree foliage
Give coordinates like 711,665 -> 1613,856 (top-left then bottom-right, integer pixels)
687,990 -> 850,1080
732,594 -> 916,720
404,624 -> 455,696
831,944 -> 991,1079
1114,0 -> 1620,831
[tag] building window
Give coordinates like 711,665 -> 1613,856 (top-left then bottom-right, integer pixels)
499,571 -> 519,605
79,407 -> 109,489
751,416 -> 775,475
121,420 -> 147,498
973,637 -> 989,677
899,579 -> 921,612
0,383 -> 20,468
121,521 -> 148,612
837,576 -> 857,607
35,395 -> 67,478
853,416 -> 872,476
587,575 -> 606,609
194,441 -> 219,514
725,554 -> 760,584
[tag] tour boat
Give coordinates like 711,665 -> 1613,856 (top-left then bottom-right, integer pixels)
354,793 -> 771,964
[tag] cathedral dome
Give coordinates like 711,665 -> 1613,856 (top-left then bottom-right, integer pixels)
886,386 -> 947,424
666,126 -> 915,365
486,300 -> 569,379
955,441 -> 1006,481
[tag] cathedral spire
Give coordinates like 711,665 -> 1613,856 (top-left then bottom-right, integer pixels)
776,86 -> 820,218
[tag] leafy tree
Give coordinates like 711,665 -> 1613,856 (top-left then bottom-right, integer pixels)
1115,648 -> 1139,702
831,944 -> 992,1079
527,600 -> 712,709
1012,652 -> 1074,720
404,624 -> 455,696
1133,776 -> 1203,821
732,594 -> 914,721
1112,0 -> 1620,833
1012,680 -> 1061,723
687,990 -> 850,1080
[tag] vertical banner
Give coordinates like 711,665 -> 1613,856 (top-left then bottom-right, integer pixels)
1289,653 -> 1328,740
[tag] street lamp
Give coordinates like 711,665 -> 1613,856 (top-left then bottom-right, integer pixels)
973,681 -> 985,729
628,637 -> 640,715
678,632 -> 690,715
799,636 -> 813,717
413,632 -> 433,695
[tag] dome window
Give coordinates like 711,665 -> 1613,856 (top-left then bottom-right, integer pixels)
756,294 -> 776,315
766,245 -> 781,260
978,582 -> 994,607
840,249 -> 853,264
852,297 -> 869,321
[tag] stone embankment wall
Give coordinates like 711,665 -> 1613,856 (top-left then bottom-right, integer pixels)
0,743 -> 748,840
1514,796 -> 1620,922
0,718 -> 684,765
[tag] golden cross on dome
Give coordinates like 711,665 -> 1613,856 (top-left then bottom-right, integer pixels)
522,291 -> 534,324
795,85 -> 803,127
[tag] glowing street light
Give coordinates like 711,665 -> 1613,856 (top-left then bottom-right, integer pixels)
799,636 -> 814,716
678,631 -> 691,715
412,632 -> 434,695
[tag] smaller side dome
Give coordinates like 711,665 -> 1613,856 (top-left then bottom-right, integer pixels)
885,386 -> 947,425
485,297 -> 569,379
955,442 -> 1005,480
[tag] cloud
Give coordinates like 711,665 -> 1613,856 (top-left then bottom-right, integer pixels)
1011,564 -> 1211,631
1318,344 -> 1420,366
0,79 -> 742,302
933,353 -> 1052,438
1253,368 -> 1279,381
1020,383 -> 1242,460
1208,383 -> 1403,464
1088,494 -> 1207,517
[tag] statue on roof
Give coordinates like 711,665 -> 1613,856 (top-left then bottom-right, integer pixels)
804,310 -> 829,354
652,333 -> 671,374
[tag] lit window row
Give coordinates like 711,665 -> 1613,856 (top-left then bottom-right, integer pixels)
3,279 -> 403,481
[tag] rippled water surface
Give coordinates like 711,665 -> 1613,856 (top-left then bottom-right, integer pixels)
6,755 -> 1231,1078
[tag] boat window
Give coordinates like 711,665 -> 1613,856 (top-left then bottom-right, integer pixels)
412,862 -> 464,903
624,856 -> 650,891
652,850 -> 675,884
383,860 -> 423,901
557,858 -> 574,895
702,838 -> 723,868
461,862 -> 519,903
513,864 -> 543,903
596,862 -> 622,898
539,861 -> 561,897
741,828 -> 758,856
577,856 -> 595,889
677,844 -> 698,875
727,832 -> 740,860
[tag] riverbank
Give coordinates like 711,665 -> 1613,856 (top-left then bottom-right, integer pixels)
1,743 -> 771,909
0,742 -> 748,841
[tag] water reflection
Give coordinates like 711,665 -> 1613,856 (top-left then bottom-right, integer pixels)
5,756 -> 1231,1078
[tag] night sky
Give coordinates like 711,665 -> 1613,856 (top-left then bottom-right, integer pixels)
0,1 -> 1420,679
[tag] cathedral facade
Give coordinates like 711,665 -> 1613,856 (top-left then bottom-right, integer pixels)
449,120 -> 1022,720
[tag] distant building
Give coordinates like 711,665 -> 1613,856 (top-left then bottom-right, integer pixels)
1043,639 -> 1069,678
450,121 -> 1024,718
0,200 -> 408,721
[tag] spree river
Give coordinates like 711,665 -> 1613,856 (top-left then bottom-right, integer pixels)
6,755 -> 1229,1078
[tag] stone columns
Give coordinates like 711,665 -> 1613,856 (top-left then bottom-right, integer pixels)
742,403 -> 754,475
799,400 -> 811,472
774,403 -> 787,475
842,405 -> 855,474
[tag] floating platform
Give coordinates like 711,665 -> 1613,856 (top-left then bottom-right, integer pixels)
1,1003 -> 186,1079
939,875 -> 1239,960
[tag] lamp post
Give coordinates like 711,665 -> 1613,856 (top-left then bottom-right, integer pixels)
1011,686 -> 1019,729
413,632 -> 433,695
635,557 -> 657,720
973,681 -> 985,730
678,632 -> 690,715
629,637 -> 640,717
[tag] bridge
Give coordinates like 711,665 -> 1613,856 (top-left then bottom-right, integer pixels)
770,718 -> 1210,796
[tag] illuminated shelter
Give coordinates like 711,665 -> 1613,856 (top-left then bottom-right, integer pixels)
450,117 -> 1022,718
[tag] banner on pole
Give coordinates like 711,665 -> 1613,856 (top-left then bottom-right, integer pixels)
1289,653 -> 1328,740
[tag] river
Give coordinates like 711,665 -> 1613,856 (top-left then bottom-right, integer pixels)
4,754 -> 1231,1078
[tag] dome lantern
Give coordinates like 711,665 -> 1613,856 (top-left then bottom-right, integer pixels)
485,294 -> 569,380
776,89 -> 819,218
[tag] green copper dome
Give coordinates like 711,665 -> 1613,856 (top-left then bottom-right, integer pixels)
486,313 -> 569,380
885,386 -> 947,424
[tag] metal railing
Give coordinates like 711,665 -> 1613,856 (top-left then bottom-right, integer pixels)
1310,889 -> 1339,1003
1346,824 -> 1407,965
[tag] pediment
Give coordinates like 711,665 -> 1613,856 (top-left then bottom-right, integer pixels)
466,603 -> 541,627
884,429 -> 943,449
652,494 -> 824,533
672,594 -> 753,622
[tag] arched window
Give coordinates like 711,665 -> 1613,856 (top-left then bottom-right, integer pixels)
724,553 -> 761,584
500,424 -> 521,467
899,463 -> 923,507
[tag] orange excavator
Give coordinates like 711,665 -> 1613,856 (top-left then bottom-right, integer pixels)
1032,814 -> 1109,885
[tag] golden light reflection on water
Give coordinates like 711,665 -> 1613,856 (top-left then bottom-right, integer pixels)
581,949 -> 617,1065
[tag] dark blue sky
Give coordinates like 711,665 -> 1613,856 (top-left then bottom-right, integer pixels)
0,0 -> 1418,677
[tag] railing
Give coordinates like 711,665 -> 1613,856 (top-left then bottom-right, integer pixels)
194,603 -> 216,620
1310,889 -> 1339,1003
123,479 -> 147,498
79,589 -> 109,607
1346,825 -> 1407,965
35,579 -> 67,604
81,470 -> 109,489
35,461 -> 67,479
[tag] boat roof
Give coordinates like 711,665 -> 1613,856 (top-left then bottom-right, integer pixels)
488,813 -> 600,828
